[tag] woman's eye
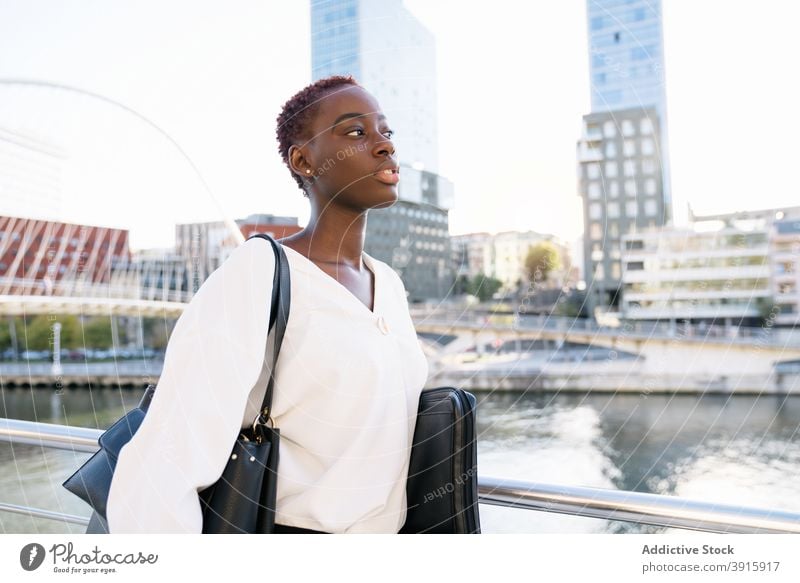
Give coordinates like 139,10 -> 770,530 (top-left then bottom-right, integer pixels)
344,128 -> 393,138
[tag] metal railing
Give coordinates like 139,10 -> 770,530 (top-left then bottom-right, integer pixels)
2,418 -> 800,534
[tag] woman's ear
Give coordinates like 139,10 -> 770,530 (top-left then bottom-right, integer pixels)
288,144 -> 314,181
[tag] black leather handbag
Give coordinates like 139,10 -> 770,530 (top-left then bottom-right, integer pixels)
62,233 -> 289,534
401,386 -> 481,534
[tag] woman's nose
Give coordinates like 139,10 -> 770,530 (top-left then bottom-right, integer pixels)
373,136 -> 395,158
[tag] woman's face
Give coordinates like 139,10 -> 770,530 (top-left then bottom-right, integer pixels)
301,85 -> 399,210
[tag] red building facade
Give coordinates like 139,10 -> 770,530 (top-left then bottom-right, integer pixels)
0,215 -> 130,295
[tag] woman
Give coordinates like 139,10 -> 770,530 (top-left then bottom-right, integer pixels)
105,75 -> 429,534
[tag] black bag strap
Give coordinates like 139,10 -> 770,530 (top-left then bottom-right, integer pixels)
246,233 -> 291,424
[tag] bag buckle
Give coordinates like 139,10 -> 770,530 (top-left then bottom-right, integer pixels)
251,407 -> 275,443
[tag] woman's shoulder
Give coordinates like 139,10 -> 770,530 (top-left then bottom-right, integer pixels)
212,235 -> 277,282
184,236 -> 277,325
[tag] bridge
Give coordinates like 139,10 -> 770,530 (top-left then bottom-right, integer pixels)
3,282 -> 800,393
410,307 -> 800,392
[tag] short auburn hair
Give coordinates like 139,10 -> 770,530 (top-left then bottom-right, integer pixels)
276,75 -> 361,191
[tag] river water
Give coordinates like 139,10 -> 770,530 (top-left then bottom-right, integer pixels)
2,386 -> 799,534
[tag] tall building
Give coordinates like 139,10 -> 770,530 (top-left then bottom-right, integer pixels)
586,0 -> 668,120
580,0 -> 672,313
310,0 -> 454,301
578,106 -> 667,309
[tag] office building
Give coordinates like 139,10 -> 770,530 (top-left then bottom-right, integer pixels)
620,206 -> 800,326
586,0 -> 668,120
578,106 -> 667,310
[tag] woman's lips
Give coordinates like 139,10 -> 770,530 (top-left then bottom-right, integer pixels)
374,169 -> 400,185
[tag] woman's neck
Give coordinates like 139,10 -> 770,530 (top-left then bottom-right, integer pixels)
288,204 -> 368,267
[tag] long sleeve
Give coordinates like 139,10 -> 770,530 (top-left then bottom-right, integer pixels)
106,237 -> 275,533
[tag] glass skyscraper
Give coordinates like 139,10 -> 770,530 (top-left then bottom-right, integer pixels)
586,0 -> 667,119
310,0 -> 361,81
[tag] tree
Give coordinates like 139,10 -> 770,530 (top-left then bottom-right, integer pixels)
524,241 -> 562,285
467,274 -> 503,302
453,274 -> 471,296
81,317 -> 114,348
142,317 -> 175,351
555,289 -> 589,318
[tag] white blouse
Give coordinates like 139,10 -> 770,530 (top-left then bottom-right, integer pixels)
107,236 -> 429,533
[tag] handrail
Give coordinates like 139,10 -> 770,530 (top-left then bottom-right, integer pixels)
478,477 -> 800,534
3,418 -> 800,533
0,502 -> 89,527
0,418 -> 103,452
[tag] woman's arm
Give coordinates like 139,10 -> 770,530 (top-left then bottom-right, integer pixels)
106,237 -> 276,533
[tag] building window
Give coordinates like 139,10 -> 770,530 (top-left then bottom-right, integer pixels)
593,72 -> 606,85
603,120 -> 616,138
642,159 -> 657,174
590,222 -> 603,240
605,162 -> 618,178
622,119 -> 635,136
609,222 -> 619,238
591,16 -> 604,30
645,178 -> 657,195
609,180 -> 619,198
603,90 -> 623,104
644,198 -> 658,217
608,202 -> 620,218
589,203 -> 602,220
626,201 -> 638,217
595,262 -> 605,279
627,261 -> 644,271
623,140 -> 636,156
611,262 -> 621,279
625,180 -> 637,196
588,182 -> 602,199
624,160 -> 637,176
641,117 -> 654,134
587,163 -> 600,179
641,138 -> 655,155
605,142 -> 617,157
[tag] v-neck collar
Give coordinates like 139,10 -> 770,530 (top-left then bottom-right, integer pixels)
282,245 -> 379,315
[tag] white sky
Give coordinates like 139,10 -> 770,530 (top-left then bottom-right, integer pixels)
1,0 -> 799,251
